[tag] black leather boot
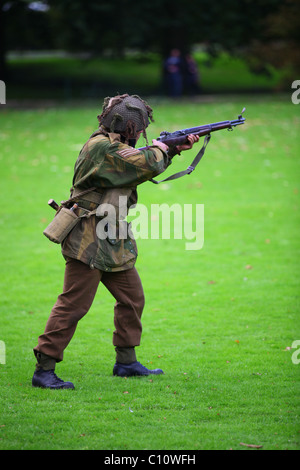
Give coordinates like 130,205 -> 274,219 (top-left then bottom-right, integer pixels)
32,352 -> 74,389
113,361 -> 164,377
32,368 -> 75,389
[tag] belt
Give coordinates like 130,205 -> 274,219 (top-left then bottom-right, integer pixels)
68,186 -> 104,205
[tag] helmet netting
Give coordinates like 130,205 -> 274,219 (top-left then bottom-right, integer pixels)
97,94 -> 154,143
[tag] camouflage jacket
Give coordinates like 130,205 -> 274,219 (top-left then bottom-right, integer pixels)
61,128 -> 172,272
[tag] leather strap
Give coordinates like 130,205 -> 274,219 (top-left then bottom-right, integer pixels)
71,187 -> 104,204
150,134 -> 211,184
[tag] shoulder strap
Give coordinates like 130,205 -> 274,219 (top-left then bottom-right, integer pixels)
61,187 -> 97,206
150,134 -> 211,184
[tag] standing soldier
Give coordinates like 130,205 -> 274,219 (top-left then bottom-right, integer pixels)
32,94 -> 199,389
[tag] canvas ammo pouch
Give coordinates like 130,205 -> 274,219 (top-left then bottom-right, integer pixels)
43,186 -> 100,244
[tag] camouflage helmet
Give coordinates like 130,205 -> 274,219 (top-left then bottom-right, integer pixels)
97,94 -> 154,142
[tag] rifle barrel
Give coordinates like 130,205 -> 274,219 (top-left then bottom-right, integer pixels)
159,118 -> 245,140
138,111 -> 245,151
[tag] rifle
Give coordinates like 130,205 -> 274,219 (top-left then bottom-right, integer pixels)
156,107 -> 246,147
141,108 -> 246,184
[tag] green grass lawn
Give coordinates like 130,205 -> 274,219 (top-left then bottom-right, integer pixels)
0,94 -> 299,450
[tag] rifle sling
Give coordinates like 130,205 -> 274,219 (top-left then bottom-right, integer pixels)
150,133 -> 211,184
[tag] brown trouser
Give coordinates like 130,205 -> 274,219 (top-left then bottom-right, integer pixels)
34,257 -> 145,363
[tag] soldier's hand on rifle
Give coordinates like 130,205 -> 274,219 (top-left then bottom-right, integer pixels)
152,139 -> 169,152
176,134 -> 200,152
152,134 -> 199,154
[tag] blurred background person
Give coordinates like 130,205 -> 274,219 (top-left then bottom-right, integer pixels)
163,48 -> 183,97
183,53 -> 201,95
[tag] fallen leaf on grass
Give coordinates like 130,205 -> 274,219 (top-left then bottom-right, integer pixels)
245,265 -> 253,270
240,442 -> 263,449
